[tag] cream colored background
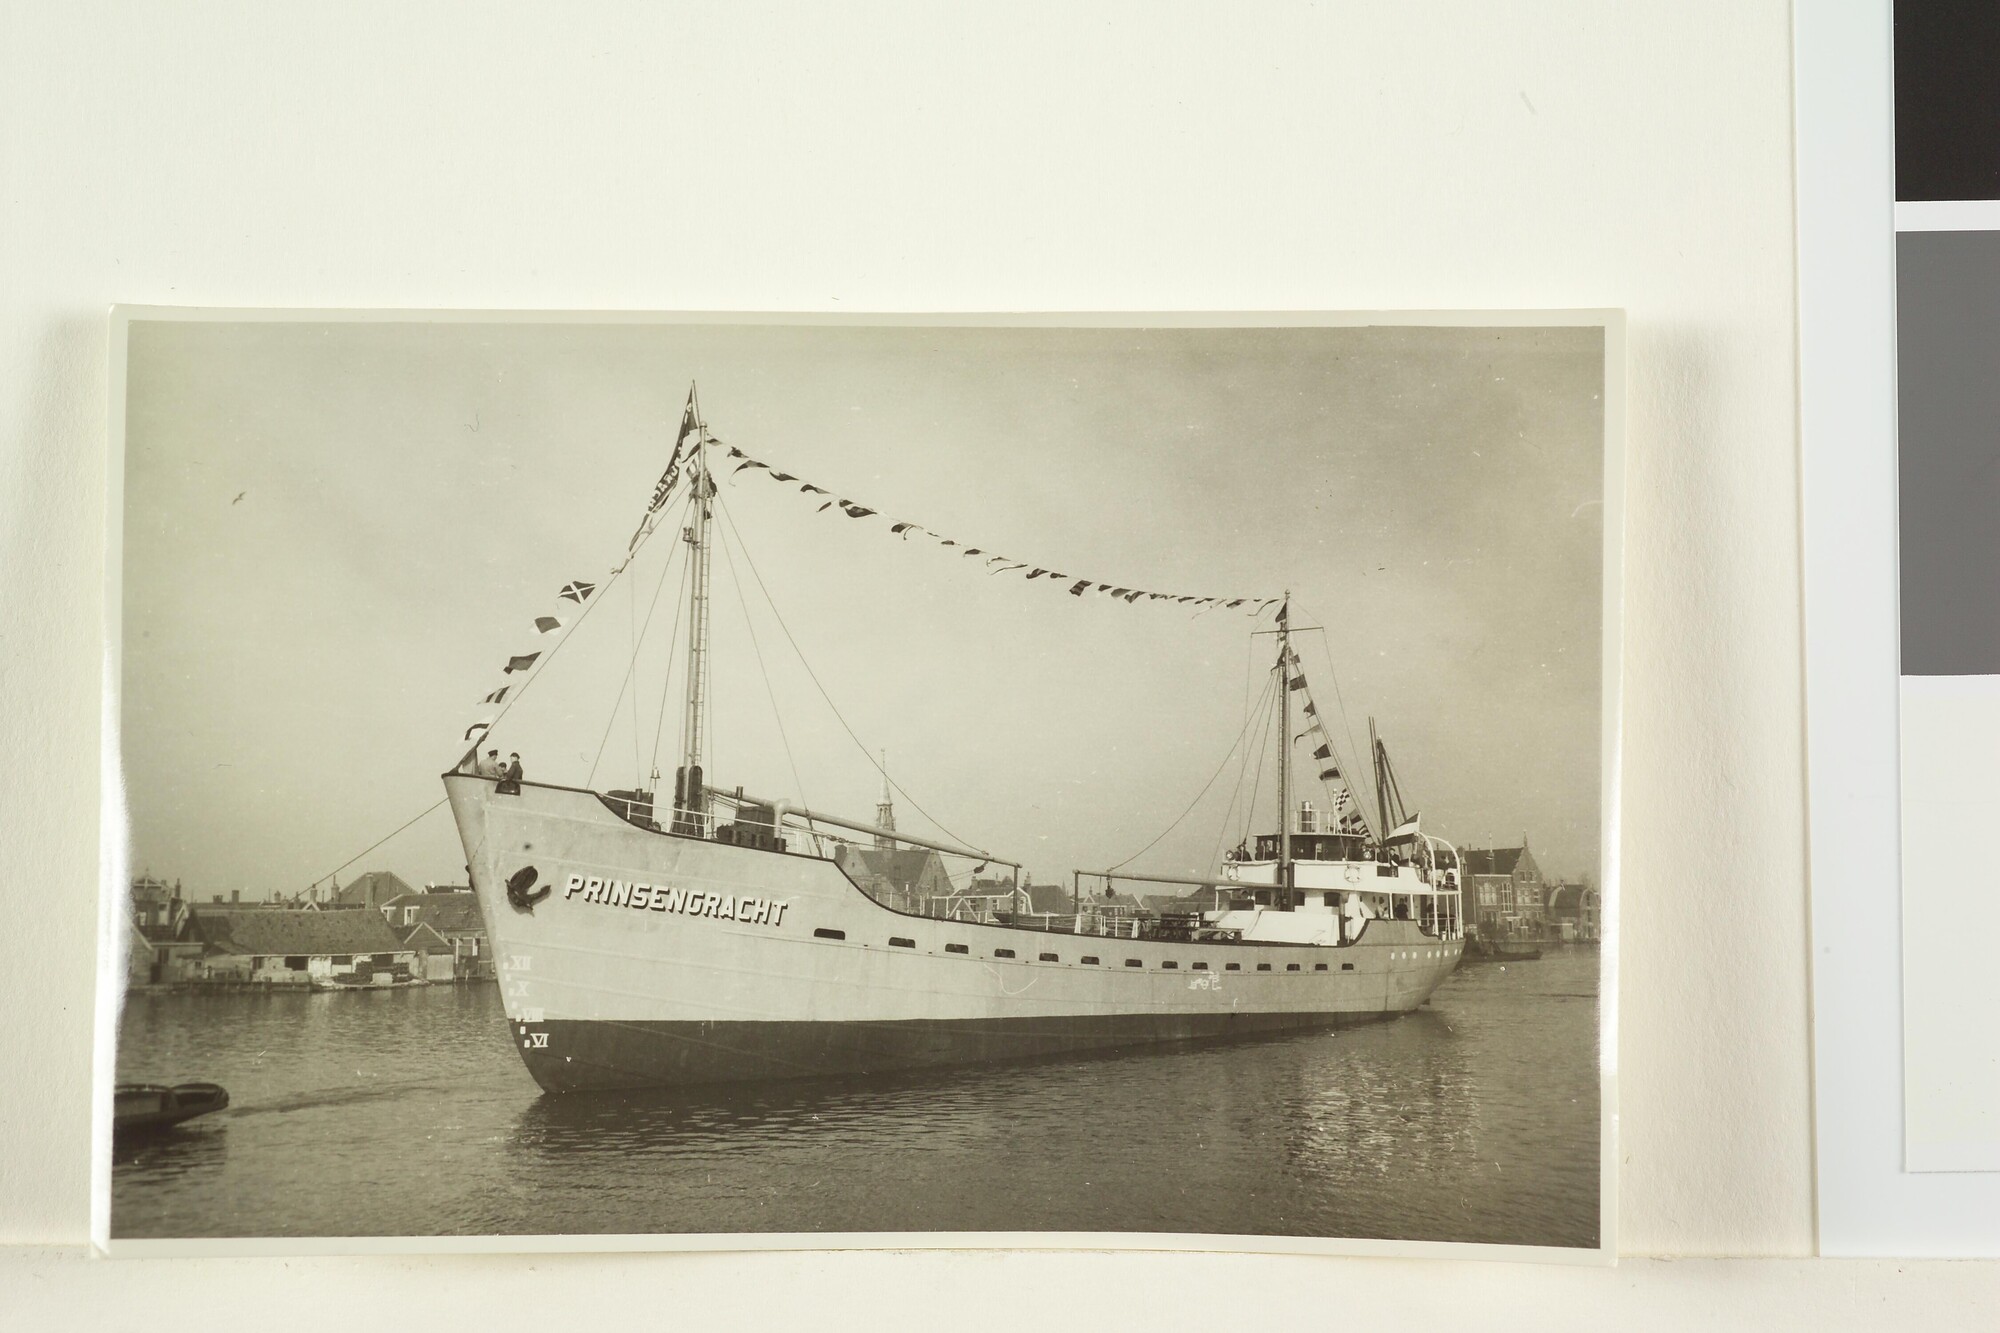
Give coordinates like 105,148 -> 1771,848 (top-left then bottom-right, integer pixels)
0,0 -> 1861,1309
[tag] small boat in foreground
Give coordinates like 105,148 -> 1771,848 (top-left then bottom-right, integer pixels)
113,1082 -> 229,1135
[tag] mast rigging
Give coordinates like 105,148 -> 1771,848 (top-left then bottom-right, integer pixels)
673,387 -> 714,836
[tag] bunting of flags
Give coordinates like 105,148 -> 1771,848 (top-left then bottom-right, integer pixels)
465,575 -> 600,748
1285,653 -> 1372,837
462,385 -> 712,753
621,389 -> 701,567
716,440 -> 1280,616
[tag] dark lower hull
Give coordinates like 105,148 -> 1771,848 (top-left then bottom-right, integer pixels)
519,1010 -> 1399,1093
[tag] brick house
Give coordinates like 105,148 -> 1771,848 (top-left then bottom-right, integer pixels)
833,844 -> 955,914
1459,839 -> 1547,940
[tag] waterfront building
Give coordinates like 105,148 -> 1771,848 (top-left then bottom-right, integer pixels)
126,875 -> 206,986
832,843 -> 955,915
379,888 -> 492,980
332,870 -> 419,913
184,906 -> 420,987
1547,881 -> 1602,943
397,921 -> 458,982
1023,882 -> 1076,916
1460,840 -> 1547,941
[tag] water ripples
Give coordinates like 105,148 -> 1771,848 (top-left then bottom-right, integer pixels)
113,953 -> 1600,1246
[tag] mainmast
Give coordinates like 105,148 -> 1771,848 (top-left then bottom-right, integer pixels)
1275,593 -> 1293,911
673,388 -> 714,836
1369,716 -> 1388,843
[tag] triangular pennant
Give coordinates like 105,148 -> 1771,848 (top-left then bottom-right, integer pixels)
841,502 -> 876,518
483,686 -> 510,705
464,719 -> 492,741
768,471 -> 796,482
676,391 -> 698,446
504,653 -> 540,674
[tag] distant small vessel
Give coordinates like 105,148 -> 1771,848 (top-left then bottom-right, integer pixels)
310,969 -> 425,991
1466,936 -> 1543,963
113,1082 -> 229,1135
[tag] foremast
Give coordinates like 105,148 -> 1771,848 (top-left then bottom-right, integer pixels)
1275,593 -> 1293,911
672,388 -> 715,837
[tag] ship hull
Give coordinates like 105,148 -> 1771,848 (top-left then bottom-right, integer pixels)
519,1011 -> 1401,1092
446,774 -> 1464,1092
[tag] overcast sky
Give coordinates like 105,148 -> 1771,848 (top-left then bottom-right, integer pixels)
120,318 -> 1605,899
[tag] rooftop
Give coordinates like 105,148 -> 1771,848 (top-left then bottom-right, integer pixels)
1462,846 -> 1529,877
380,892 -> 485,935
188,907 -> 407,957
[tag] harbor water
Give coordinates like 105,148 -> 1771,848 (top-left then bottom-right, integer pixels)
112,950 -> 1600,1247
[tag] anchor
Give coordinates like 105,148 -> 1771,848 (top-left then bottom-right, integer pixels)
506,865 -> 551,913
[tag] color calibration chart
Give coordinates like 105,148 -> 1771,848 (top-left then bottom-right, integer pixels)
1894,6 -> 2000,1173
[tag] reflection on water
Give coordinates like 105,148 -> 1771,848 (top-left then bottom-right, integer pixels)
113,954 -> 1599,1246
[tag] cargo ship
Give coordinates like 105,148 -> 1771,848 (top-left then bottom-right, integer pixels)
446,391 -> 1464,1091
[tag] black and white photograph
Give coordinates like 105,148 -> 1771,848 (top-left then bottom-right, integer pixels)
104,312 -> 1619,1257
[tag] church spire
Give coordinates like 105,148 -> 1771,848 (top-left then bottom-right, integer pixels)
874,751 -> 896,848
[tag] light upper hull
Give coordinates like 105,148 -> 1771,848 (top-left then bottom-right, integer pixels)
446,774 -> 1464,1092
